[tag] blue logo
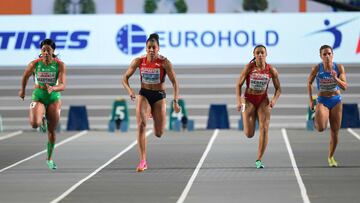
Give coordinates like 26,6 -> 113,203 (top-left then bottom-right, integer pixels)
0,31 -> 89,50
307,17 -> 358,49
116,24 -> 147,55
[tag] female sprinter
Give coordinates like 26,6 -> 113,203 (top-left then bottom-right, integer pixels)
236,45 -> 281,169
122,33 -> 180,172
307,45 -> 347,167
19,38 -> 66,170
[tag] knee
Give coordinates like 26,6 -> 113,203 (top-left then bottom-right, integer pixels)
138,120 -> 146,131
154,129 -> 164,138
316,126 -> 326,132
259,126 -> 268,135
244,130 -> 255,138
30,121 -> 41,129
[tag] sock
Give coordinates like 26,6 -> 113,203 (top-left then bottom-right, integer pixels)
47,141 -> 55,160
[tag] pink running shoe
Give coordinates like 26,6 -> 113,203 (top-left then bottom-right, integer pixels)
136,160 -> 148,172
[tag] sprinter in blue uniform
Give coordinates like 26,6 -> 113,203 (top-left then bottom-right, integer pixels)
307,45 -> 348,167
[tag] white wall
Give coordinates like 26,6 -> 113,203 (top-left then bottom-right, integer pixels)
1,13 -> 358,66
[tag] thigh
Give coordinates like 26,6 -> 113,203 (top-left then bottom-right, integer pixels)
257,98 -> 270,128
329,102 -> 342,131
136,95 -> 149,123
242,99 -> 257,131
151,99 -> 167,130
29,101 -> 45,123
46,101 -> 61,130
315,103 -> 329,127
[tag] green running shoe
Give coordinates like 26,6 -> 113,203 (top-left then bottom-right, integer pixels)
46,160 -> 57,170
255,160 -> 264,169
328,157 -> 338,167
39,117 -> 47,133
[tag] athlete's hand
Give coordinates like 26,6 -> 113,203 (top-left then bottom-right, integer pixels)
237,102 -> 245,112
330,70 -> 338,79
269,99 -> 276,109
46,84 -> 55,94
18,89 -> 25,100
173,102 -> 180,113
309,99 -> 315,111
129,90 -> 136,101
237,97 -> 245,112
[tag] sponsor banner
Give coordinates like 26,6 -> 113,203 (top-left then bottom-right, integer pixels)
0,13 -> 359,66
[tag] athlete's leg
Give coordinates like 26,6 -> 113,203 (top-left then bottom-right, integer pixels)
151,99 -> 166,138
45,101 -> 61,161
328,102 -> 342,159
136,96 -> 149,162
29,101 -> 45,129
256,98 -> 270,162
242,98 -> 257,138
314,103 -> 329,132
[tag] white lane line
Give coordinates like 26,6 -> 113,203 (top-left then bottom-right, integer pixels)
0,130 -> 88,173
0,130 -> 23,141
177,129 -> 219,203
347,128 -> 360,140
50,130 -> 153,203
281,128 -> 311,203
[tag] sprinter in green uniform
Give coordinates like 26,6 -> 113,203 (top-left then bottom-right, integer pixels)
19,39 -> 67,170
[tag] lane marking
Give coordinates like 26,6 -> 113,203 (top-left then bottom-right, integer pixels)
177,129 -> 219,203
50,130 -> 152,203
281,128 -> 311,203
0,130 -> 88,173
347,128 -> 360,140
0,130 -> 22,141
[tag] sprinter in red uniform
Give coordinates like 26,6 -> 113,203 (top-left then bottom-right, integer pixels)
122,33 -> 180,172
236,45 -> 281,169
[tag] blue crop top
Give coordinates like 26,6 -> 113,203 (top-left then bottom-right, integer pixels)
316,62 -> 340,92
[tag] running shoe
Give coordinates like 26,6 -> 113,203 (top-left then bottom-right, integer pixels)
136,160 -> 148,172
255,160 -> 264,169
39,116 -> 47,133
328,157 -> 338,167
46,160 -> 57,170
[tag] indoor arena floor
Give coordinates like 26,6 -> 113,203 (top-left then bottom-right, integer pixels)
0,128 -> 359,203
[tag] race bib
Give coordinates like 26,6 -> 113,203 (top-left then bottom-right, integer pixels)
141,68 -> 160,84
249,73 -> 270,91
318,77 -> 337,92
37,72 -> 56,84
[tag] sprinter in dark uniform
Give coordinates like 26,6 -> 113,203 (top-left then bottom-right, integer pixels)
19,39 -> 67,170
307,45 -> 347,167
236,45 -> 281,169
122,33 -> 180,172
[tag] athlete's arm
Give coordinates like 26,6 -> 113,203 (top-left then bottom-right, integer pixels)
332,64 -> 347,91
163,58 -> 180,113
122,58 -> 140,101
307,64 -> 319,110
269,65 -> 281,109
19,60 -> 36,100
47,61 -> 66,93
236,64 -> 250,112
